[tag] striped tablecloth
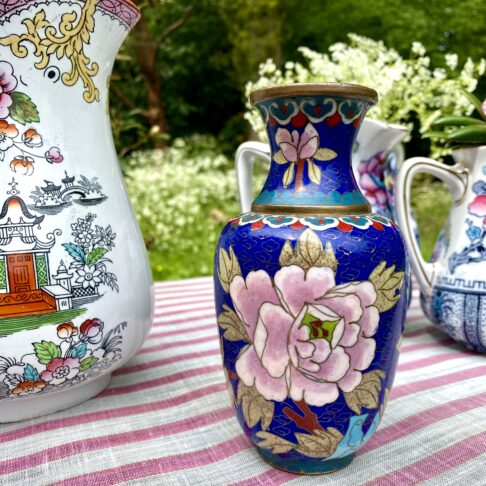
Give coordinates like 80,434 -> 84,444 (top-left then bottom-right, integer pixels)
1,276 -> 486,485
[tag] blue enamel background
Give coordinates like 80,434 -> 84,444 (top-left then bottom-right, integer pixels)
214,220 -> 408,471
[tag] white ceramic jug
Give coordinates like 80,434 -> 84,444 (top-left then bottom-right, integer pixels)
0,0 -> 153,420
396,147 -> 486,351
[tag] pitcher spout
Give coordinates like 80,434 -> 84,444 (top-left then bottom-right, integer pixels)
356,119 -> 409,160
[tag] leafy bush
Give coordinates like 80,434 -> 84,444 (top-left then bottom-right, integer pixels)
245,34 -> 485,158
124,136 -> 264,280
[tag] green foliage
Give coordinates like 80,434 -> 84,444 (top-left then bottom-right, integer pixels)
33,341 -> 62,365
125,136 -> 266,280
9,92 -> 40,125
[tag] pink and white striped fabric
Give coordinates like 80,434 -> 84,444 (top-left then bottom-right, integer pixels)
1,277 -> 486,485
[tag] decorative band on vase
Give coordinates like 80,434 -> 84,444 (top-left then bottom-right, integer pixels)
251,202 -> 372,216
0,0 -> 141,29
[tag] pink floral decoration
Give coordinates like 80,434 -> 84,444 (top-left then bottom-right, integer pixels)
41,357 -> 80,385
45,146 -> 64,164
276,123 -> 319,162
358,152 -> 388,208
469,195 -> 486,218
0,61 -> 17,120
231,266 -> 379,407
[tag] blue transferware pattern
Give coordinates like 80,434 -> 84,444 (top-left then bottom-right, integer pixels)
214,85 -> 408,474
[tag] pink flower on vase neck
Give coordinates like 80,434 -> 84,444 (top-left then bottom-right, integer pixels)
276,123 -> 319,163
231,265 -> 379,407
0,61 -> 17,119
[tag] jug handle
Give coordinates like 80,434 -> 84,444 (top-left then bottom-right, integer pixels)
395,157 -> 469,296
235,141 -> 271,213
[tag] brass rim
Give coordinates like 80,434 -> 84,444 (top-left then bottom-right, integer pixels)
251,202 -> 371,216
250,83 -> 378,105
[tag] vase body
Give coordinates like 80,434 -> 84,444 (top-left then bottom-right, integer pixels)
0,0 -> 153,421
214,84 -> 408,473
397,147 -> 486,352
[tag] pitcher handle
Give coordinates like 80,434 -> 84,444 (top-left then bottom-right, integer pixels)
395,157 -> 468,296
235,141 -> 271,213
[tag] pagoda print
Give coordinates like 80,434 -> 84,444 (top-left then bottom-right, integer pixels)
0,179 -> 68,318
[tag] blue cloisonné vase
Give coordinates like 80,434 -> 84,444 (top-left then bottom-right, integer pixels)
214,83 -> 408,474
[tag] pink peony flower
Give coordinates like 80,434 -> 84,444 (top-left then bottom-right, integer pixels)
275,123 -> 319,163
358,153 -> 388,208
41,357 -> 80,385
45,146 -> 64,164
0,61 -> 17,119
469,195 -> 486,218
80,318 -> 104,343
231,266 -> 379,407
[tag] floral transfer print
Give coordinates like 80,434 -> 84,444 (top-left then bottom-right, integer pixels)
232,266 -> 379,406
358,151 -> 388,210
0,61 -> 64,175
0,318 -> 127,398
0,0 -> 100,103
64,213 -> 119,293
450,177 -> 486,273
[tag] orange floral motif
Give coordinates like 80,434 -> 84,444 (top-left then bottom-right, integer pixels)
10,156 -> 34,175
57,322 -> 78,339
12,380 -> 46,396
0,119 -> 18,154
22,128 -> 43,148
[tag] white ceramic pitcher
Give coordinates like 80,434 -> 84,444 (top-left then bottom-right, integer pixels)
396,147 -> 486,351
0,0 -> 153,420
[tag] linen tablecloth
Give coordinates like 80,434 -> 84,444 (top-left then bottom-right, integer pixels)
1,276 -> 485,485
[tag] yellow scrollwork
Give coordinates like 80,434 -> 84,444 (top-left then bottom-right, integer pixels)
0,0 -> 100,103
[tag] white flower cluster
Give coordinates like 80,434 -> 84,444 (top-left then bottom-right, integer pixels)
124,137 -> 265,276
245,34 -> 485,158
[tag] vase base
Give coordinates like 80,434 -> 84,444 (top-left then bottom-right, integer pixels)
257,447 -> 354,475
0,373 -> 112,423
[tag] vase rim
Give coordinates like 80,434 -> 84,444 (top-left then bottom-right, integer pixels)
250,83 -> 378,105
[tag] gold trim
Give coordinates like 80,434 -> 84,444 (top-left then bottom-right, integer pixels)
251,203 -> 371,216
250,83 -> 378,105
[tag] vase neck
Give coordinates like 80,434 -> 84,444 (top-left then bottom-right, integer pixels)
252,94 -> 374,215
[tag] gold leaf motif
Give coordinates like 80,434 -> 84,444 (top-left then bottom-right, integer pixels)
279,229 -> 337,272
274,150 -> 288,165
313,148 -> 338,161
369,261 -> 405,312
255,431 -> 294,454
282,164 -> 295,188
238,382 -> 274,431
307,159 -> 321,184
217,305 -> 250,342
256,427 -> 343,458
343,369 -> 385,415
0,0 -> 100,103
217,246 -> 242,293
294,428 -> 343,458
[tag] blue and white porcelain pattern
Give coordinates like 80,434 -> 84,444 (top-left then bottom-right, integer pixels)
397,146 -> 486,352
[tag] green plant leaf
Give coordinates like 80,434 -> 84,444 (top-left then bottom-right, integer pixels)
79,356 -> 99,372
9,92 -> 40,125
23,363 -> 40,381
86,247 -> 108,266
431,116 -> 486,128
313,148 -> 337,161
33,341 -> 61,365
461,89 -> 486,121
63,243 -> 86,264
447,125 -> 486,144
283,164 -> 295,188
307,160 -> 321,184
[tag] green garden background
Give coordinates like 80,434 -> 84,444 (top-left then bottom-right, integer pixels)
113,0 -> 486,281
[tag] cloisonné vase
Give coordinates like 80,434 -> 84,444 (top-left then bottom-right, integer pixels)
0,0 -> 153,421
396,146 -> 486,352
214,83 -> 408,474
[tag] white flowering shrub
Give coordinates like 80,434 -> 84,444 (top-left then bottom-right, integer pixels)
245,34 -> 485,158
125,137 -> 265,279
